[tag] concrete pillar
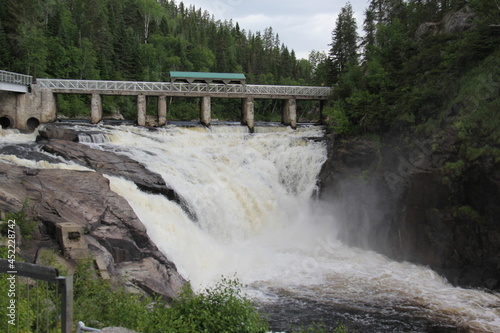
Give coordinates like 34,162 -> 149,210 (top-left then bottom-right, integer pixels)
200,96 -> 211,126
158,95 -> 167,126
91,93 -> 102,124
137,95 -> 146,126
41,88 -> 56,123
15,93 -> 27,129
282,98 -> 297,129
241,97 -> 255,132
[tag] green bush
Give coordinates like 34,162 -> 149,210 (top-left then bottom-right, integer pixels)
161,278 -> 269,333
323,103 -> 352,135
441,160 -> 466,178
72,259 -> 269,333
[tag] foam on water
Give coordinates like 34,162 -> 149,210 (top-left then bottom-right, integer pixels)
1,124 -> 499,332
97,125 -> 500,332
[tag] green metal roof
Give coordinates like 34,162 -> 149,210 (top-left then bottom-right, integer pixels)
170,71 -> 246,80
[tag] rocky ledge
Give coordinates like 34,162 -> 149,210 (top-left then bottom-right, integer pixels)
0,126 -> 186,300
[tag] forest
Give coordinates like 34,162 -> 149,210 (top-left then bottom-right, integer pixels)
0,0 -> 498,137
0,0 -> 324,121
325,0 -> 499,166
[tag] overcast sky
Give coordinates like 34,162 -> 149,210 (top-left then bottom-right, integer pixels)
180,0 -> 370,60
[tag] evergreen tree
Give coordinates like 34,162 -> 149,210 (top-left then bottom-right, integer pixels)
0,21 -> 13,69
362,8 -> 377,60
329,2 -> 359,84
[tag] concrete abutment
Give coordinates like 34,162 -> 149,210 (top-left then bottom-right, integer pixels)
0,85 -> 55,130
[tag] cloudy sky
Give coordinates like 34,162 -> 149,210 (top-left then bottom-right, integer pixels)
180,0 -> 370,60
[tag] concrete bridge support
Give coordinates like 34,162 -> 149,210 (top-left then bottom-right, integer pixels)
91,93 -> 102,124
137,95 -> 146,126
282,98 -> 297,129
158,96 -> 167,126
0,85 -> 56,130
200,96 -> 211,126
242,97 -> 255,132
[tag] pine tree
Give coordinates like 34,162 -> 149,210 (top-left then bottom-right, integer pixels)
363,8 -> 377,59
329,2 -> 359,84
0,20 -> 13,69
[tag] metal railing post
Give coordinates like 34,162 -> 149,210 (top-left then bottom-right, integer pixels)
59,275 -> 73,333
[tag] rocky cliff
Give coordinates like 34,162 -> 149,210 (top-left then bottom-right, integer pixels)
319,131 -> 500,290
0,125 -> 185,300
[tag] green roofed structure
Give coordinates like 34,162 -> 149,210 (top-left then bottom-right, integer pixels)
170,71 -> 246,85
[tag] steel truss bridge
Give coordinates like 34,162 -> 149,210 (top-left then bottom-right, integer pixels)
0,69 -> 331,131
36,78 -> 331,100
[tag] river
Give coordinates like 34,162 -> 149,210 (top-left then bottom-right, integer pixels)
1,124 -> 499,332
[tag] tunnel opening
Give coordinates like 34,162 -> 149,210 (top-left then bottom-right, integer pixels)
0,116 -> 13,129
26,117 -> 40,130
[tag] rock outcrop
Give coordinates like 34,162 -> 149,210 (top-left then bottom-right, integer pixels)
319,133 -> 500,290
0,156 -> 185,300
415,5 -> 476,40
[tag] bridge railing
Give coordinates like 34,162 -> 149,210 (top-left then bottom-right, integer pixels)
246,84 -> 331,96
0,70 -> 32,86
36,79 -> 331,97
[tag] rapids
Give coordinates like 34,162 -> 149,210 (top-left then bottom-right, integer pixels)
1,124 -> 499,332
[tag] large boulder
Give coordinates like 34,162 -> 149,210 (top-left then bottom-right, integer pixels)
0,162 -> 185,300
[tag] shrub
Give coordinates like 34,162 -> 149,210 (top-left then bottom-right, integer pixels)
0,199 -> 36,241
71,259 -> 269,333
163,278 -> 269,333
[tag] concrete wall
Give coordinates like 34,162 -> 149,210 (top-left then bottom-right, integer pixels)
0,84 -> 56,130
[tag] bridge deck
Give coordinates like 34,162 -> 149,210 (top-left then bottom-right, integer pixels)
36,79 -> 331,100
0,70 -> 32,93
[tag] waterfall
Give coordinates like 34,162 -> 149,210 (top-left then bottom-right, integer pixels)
1,125 -> 499,332
98,125 -> 329,285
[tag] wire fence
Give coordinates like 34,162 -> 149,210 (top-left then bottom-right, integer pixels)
0,259 -> 73,333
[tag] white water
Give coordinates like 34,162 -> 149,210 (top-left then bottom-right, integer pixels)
1,125 -> 500,332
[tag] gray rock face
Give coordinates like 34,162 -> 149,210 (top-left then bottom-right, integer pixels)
0,162 -> 185,300
415,5 -> 476,40
41,139 -> 180,201
319,134 -> 500,290
442,5 -> 476,34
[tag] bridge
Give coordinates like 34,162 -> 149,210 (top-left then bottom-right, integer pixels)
0,70 -> 32,93
0,70 -> 331,131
